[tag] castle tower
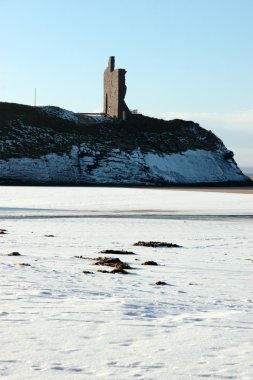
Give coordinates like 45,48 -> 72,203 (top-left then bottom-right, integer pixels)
103,56 -> 131,119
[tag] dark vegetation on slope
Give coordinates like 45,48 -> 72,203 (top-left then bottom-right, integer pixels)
0,102 -> 224,160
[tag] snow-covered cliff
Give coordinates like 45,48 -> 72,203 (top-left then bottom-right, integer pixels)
0,102 -> 250,185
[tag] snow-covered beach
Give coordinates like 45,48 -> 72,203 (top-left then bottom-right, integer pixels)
0,187 -> 253,379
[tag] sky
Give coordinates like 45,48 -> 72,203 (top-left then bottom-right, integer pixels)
0,0 -> 252,167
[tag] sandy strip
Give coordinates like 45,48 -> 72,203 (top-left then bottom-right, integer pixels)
154,176 -> 253,194
166,187 -> 253,194
154,178 -> 253,194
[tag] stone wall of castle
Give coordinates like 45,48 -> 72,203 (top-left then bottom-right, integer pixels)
103,56 -> 130,119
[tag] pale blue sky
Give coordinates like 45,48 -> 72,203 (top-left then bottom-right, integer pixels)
0,0 -> 252,166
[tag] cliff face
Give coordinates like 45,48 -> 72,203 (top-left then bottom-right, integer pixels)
0,102 -> 249,185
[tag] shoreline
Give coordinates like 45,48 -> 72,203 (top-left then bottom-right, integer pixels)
0,179 -> 252,195
158,187 -> 253,194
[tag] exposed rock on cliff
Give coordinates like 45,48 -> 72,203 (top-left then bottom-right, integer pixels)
0,102 -> 250,185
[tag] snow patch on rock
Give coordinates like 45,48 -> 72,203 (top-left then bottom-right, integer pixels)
0,146 -> 248,184
40,106 -> 78,122
145,150 -> 245,183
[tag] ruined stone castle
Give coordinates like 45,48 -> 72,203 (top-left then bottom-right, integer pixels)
103,56 -> 131,120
